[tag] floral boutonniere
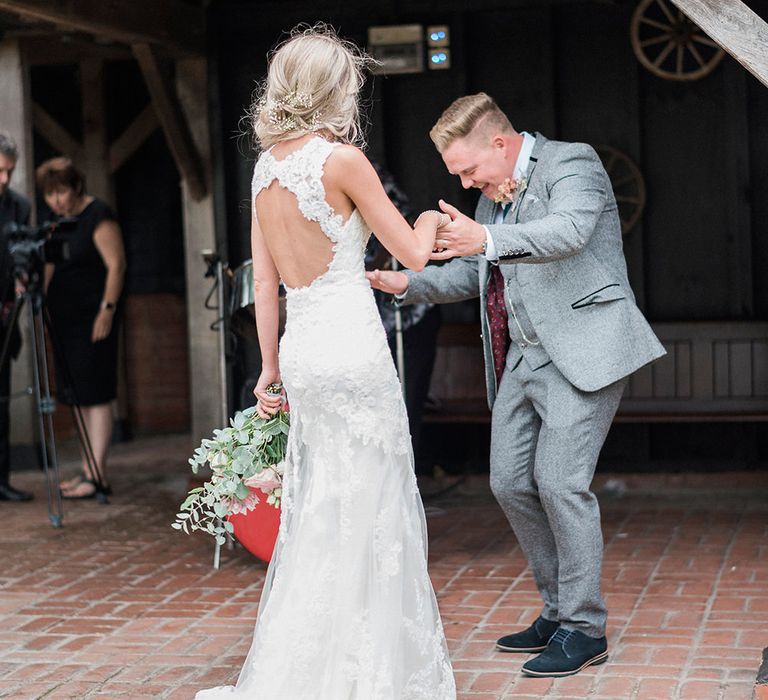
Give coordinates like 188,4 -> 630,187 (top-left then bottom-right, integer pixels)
493,176 -> 528,205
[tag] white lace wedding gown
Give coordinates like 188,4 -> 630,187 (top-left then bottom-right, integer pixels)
196,137 -> 456,699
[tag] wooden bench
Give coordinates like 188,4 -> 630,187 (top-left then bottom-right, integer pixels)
424,321 -> 768,424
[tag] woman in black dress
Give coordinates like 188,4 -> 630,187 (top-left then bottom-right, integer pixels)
36,158 -> 126,499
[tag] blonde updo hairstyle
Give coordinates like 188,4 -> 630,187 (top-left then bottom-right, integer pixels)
251,25 -> 373,150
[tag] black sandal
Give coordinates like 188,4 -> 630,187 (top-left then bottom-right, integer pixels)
61,479 -> 112,499
60,473 -> 112,497
59,471 -> 87,491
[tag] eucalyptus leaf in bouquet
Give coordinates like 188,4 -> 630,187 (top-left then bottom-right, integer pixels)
173,406 -> 289,545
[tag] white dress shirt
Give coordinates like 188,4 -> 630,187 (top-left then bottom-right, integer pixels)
484,131 -> 535,261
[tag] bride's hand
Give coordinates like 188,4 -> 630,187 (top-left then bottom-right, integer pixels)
253,372 -> 283,419
366,269 -> 409,295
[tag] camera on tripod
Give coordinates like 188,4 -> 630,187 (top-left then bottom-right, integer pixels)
0,215 -> 85,526
2,219 -> 74,290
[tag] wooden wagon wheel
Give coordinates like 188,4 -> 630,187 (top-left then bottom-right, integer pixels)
595,145 -> 646,236
631,0 -> 725,81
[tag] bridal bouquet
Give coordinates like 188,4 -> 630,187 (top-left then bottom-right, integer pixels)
173,404 -> 289,545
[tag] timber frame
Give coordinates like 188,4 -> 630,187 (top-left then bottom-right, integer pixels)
133,43 -> 207,201
0,0 -> 205,57
0,0 -> 208,202
0,0 -> 222,445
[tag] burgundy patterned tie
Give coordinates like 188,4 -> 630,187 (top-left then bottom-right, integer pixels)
486,202 -> 513,384
486,265 -> 510,385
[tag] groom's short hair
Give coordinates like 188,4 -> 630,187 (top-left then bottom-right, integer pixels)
430,93 -> 513,153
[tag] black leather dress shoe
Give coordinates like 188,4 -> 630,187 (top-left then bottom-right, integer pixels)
496,615 -> 559,653
0,483 -> 33,501
522,628 -> 608,677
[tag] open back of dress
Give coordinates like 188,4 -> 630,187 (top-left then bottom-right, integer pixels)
254,180 -> 336,290
195,136 -> 456,700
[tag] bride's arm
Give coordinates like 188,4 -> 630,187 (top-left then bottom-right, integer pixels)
250,211 -> 282,418
326,146 -> 441,272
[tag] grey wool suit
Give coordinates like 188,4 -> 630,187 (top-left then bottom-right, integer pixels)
402,133 -> 665,637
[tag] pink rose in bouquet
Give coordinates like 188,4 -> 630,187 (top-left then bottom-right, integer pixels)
244,464 -> 283,495
226,490 -> 261,516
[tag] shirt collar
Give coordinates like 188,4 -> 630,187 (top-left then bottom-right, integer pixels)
513,132 -> 535,181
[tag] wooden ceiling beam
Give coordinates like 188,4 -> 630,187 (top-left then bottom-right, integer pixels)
133,42 -> 206,200
670,0 -> 768,88
20,35 -> 133,65
0,0 -> 205,57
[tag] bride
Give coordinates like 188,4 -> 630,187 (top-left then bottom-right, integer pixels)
195,26 -> 456,699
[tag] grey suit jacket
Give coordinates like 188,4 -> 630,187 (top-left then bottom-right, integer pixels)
403,133 -> 666,407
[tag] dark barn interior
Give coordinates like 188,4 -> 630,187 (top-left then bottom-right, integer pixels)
2,0 -> 767,471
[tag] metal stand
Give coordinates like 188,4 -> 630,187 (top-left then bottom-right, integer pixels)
391,255 -> 406,396
0,292 -> 63,527
1,216 -> 107,521
201,250 -> 232,570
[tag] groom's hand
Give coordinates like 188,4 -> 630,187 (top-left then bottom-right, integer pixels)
431,199 -> 486,260
366,269 -> 409,295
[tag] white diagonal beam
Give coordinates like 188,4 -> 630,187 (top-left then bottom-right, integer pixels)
670,0 -> 768,88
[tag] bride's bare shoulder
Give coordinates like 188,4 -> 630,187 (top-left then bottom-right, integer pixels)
325,144 -> 376,183
328,143 -> 366,164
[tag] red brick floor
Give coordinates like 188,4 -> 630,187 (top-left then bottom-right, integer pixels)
1,435 -> 766,699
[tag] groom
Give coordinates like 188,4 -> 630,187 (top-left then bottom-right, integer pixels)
368,93 -> 665,677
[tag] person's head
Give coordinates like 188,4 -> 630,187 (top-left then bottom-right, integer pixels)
430,93 -> 521,199
0,131 -> 19,197
35,157 -> 86,216
251,24 -> 372,150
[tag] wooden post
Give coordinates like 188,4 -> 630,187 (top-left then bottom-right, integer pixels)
80,59 -> 113,204
0,39 -> 36,449
175,58 -> 226,445
0,40 -> 34,208
670,0 -> 768,88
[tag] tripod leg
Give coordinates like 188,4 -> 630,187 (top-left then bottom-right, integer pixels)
28,300 -> 64,528
42,306 -> 108,502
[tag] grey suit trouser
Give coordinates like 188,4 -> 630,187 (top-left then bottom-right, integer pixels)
490,355 -> 626,639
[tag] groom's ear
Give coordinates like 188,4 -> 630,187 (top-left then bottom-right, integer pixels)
491,135 -> 505,151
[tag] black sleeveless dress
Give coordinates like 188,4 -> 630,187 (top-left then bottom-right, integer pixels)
46,199 -> 121,406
